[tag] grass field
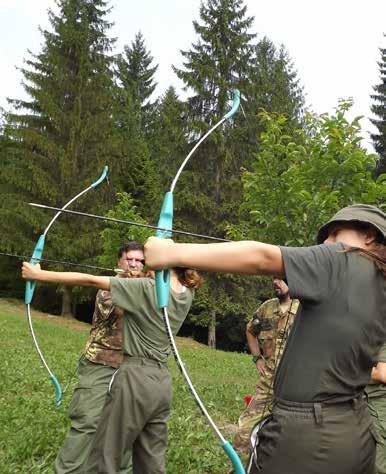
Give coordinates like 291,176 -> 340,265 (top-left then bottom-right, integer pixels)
0,299 -> 256,473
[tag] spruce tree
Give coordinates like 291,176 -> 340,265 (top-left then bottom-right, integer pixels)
370,39 -> 386,176
249,37 -> 304,121
148,87 -> 188,220
112,32 -> 159,218
115,32 -> 158,132
173,0 -> 257,347
0,0 -> 117,317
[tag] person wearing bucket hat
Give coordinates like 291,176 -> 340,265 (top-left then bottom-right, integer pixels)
317,204 -> 386,245
145,203 -> 386,474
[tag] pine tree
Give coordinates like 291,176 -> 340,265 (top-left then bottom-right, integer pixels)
249,37 -> 304,121
112,32 -> 159,217
115,31 -> 158,132
0,0 -> 117,317
370,39 -> 386,176
148,87 -> 188,219
175,0 -> 255,121
173,0 -> 257,347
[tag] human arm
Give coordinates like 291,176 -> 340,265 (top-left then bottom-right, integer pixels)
144,238 -> 284,276
371,362 -> 386,384
246,328 -> 266,376
22,262 -> 110,290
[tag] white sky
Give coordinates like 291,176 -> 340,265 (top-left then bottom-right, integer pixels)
1,0 -> 385,152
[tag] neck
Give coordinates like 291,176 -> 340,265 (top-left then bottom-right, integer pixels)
279,294 -> 291,305
171,272 -> 184,293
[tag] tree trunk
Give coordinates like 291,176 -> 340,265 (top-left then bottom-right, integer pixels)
208,311 -> 216,348
61,285 -> 75,319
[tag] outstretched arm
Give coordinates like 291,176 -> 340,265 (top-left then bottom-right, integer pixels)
144,238 -> 285,276
22,262 -> 110,290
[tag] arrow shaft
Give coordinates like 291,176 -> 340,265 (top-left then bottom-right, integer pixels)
29,203 -> 231,243
0,251 -> 115,272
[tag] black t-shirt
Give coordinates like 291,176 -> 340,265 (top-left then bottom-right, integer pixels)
275,243 -> 386,402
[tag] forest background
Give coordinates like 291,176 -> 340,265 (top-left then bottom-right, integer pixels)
0,0 -> 385,350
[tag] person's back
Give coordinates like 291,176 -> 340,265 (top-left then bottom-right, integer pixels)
143,203 -> 386,474
275,243 -> 386,402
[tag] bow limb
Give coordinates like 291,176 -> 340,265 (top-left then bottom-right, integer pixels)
155,91 -> 245,473
25,165 -> 108,407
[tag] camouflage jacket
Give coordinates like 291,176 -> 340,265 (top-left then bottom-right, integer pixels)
84,289 -> 124,368
247,297 -> 300,395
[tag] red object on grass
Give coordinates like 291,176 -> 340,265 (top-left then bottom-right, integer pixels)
244,395 -> 252,407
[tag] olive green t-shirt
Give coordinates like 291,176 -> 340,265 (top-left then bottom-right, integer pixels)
275,243 -> 386,403
110,277 -> 193,364
366,343 -> 386,399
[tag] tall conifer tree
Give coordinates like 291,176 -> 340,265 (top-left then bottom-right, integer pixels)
0,0 -> 116,316
112,32 -> 159,216
249,37 -> 304,121
173,0 -> 257,347
115,32 -> 158,132
370,39 -> 386,176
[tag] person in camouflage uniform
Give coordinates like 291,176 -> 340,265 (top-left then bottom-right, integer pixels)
233,278 -> 299,463
366,343 -> 386,474
54,241 -> 146,474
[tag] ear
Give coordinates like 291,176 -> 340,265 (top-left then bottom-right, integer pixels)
364,228 -> 378,246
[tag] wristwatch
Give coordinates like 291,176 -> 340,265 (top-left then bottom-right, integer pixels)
252,355 -> 264,363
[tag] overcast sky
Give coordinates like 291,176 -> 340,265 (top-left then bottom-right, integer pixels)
1,0 -> 385,151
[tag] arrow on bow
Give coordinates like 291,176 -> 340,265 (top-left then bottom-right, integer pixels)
154,90 -> 246,474
25,166 -> 108,407
28,203 -> 231,242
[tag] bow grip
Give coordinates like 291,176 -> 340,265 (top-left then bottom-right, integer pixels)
222,441 -> 245,474
25,234 -> 46,304
155,192 -> 173,309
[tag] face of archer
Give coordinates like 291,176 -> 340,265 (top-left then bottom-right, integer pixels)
117,249 -> 145,274
272,278 -> 289,298
324,223 -> 377,248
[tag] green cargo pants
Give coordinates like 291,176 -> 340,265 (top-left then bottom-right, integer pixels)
55,357 -> 132,474
368,396 -> 386,474
249,396 -> 376,474
85,356 -> 172,474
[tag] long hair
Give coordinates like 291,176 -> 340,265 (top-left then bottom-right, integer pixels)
345,244 -> 386,278
174,268 -> 203,289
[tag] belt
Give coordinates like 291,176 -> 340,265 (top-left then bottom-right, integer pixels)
274,394 -> 365,425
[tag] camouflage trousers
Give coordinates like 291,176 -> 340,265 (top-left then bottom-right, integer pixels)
233,388 -> 273,465
368,396 -> 386,474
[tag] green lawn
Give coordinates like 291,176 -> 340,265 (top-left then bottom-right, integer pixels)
0,299 -> 255,473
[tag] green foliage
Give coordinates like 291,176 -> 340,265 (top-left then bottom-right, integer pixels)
236,101 -> 385,246
0,0 -> 117,314
115,32 -> 158,112
112,32 -> 159,213
0,301 -> 255,473
370,38 -> 386,176
98,192 -> 153,267
171,0 -> 260,344
246,37 -> 304,124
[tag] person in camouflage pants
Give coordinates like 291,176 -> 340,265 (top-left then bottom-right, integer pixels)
54,242 -> 146,474
233,278 -> 299,464
366,343 -> 386,474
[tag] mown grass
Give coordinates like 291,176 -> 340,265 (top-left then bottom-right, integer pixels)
0,299 -> 255,473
